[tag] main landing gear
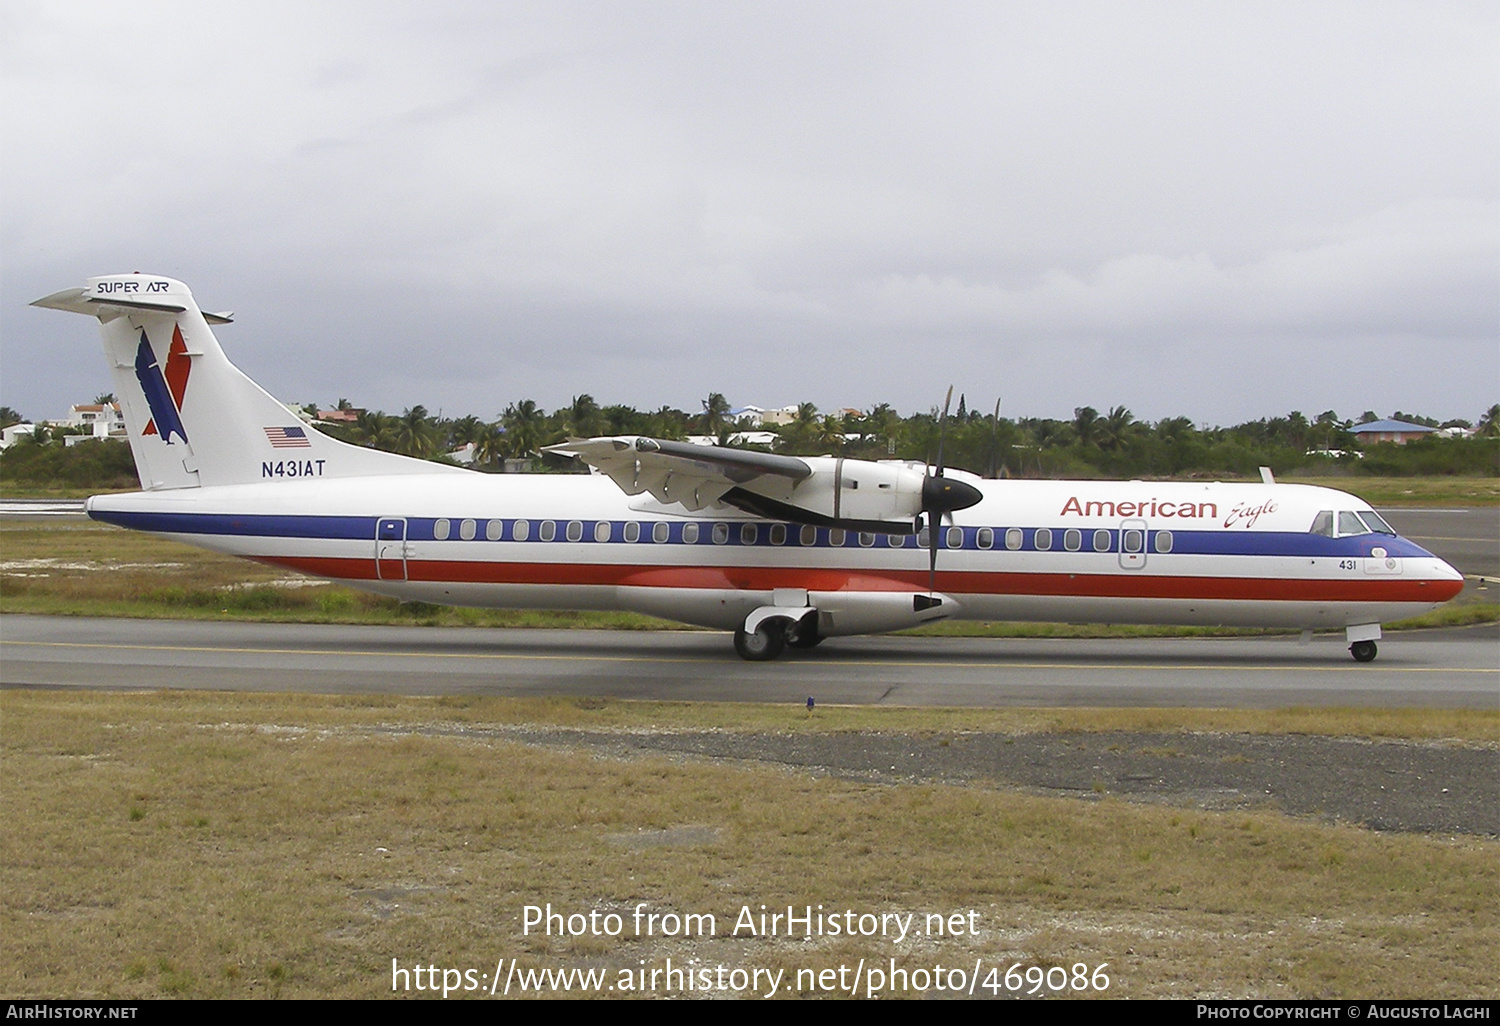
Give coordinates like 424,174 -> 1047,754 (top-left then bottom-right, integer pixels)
733,609 -> 823,661
1346,623 -> 1381,663
733,620 -> 787,661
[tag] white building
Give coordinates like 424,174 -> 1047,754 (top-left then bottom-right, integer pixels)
63,402 -> 126,438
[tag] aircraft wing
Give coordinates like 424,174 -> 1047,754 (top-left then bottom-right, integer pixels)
544,436 -> 811,512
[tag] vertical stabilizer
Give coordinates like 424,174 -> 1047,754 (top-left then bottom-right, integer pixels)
32,274 -> 465,490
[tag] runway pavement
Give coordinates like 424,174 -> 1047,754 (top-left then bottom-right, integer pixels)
3,614 -> 1495,708
1380,506 -> 1499,580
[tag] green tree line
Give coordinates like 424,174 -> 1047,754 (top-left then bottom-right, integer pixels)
3,396 -> 1496,490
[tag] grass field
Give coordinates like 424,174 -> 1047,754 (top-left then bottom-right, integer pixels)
2,690 -> 1495,1000
4,498 -> 1496,1000
3,517 -> 1494,634
1281,476 -> 1500,507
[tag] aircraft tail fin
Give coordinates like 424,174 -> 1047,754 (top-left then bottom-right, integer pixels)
33,274 -> 465,490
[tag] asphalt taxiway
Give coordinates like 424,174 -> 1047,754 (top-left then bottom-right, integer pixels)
3,615 -> 1495,708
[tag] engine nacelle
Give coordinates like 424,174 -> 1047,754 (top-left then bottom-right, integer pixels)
724,457 -> 928,532
724,457 -> 983,534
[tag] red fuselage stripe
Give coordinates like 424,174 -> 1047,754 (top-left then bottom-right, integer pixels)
259,555 -> 1463,603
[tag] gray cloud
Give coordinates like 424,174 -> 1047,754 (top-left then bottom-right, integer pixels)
4,1 -> 1495,427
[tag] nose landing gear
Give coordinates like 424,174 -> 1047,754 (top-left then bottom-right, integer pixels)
1346,623 -> 1381,663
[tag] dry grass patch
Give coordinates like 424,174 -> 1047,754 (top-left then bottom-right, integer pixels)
2,691 -> 1495,999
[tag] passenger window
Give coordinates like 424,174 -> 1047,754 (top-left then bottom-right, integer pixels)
624,521 -> 640,543
1310,511 -> 1334,538
540,520 -> 557,542
683,522 -> 700,544
594,521 -> 610,543
486,519 -> 503,541
917,527 -> 930,548
740,524 -> 758,545
513,520 -> 530,541
829,529 -> 846,546
652,522 -> 669,543
888,533 -> 907,548
859,532 -> 875,547
1154,530 -> 1173,553
1004,527 -> 1022,550
1093,529 -> 1110,552
977,527 -> 994,549
946,526 -> 963,549
1034,528 -> 1052,551
460,519 -> 477,540
1337,511 -> 1370,537
1064,529 -> 1081,552
769,524 -> 787,545
800,525 -> 817,546
713,523 -> 729,544
433,518 -> 451,541
1123,529 -> 1143,553
565,521 -> 582,542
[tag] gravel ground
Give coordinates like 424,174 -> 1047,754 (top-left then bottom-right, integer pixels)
460,727 -> 1499,838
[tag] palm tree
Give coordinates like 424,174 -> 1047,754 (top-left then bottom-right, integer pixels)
647,406 -> 687,440
1478,404 -> 1500,438
502,400 -> 544,457
1072,406 -> 1100,449
701,393 -> 731,437
565,394 -> 600,438
1099,405 -> 1135,452
396,405 -> 436,457
350,410 -> 397,451
472,422 -> 507,470
446,415 -> 485,450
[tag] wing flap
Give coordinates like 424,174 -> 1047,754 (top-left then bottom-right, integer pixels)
545,436 -> 809,512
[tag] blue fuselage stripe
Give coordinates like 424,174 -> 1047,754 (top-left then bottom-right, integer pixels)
88,509 -> 1440,561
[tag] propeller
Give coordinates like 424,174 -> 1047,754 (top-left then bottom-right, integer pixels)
918,386 -> 983,598
987,397 -> 1002,479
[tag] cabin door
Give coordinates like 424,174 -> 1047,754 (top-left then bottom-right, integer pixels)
376,517 -> 408,581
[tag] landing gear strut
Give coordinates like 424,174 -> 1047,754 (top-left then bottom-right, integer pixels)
1349,640 -> 1378,663
785,615 -> 824,649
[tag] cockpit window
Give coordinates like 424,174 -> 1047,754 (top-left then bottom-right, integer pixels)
1357,510 -> 1395,535
1337,511 -> 1370,537
1309,511 -> 1334,537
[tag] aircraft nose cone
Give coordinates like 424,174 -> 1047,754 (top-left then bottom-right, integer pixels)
923,476 -> 983,514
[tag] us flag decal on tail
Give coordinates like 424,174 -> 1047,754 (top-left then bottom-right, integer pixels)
264,426 -> 312,448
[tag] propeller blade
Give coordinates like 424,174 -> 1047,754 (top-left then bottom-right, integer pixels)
933,385 -> 953,479
988,397 -> 1001,478
928,513 -> 938,593
919,386 -> 981,595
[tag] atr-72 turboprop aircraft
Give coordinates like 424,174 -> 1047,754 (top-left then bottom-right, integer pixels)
34,274 -> 1464,662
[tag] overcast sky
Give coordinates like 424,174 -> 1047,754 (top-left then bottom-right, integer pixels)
3,1 -> 1496,427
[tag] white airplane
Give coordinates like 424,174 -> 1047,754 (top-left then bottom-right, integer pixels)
33,273 -> 1464,662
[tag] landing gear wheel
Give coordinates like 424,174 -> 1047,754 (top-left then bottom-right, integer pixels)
785,618 -> 824,649
734,620 -> 787,661
1349,640 -> 1377,663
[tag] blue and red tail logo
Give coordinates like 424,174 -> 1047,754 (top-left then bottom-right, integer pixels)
134,325 -> 191,444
